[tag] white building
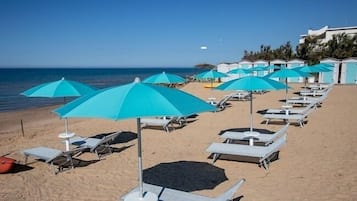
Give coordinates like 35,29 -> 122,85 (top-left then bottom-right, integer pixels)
319,58 -> 340,84
341,58 -> 357,84
216,62 -> 240,82
299,25 -> 357,44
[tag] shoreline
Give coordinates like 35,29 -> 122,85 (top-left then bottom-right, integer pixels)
0,82 -> 356,201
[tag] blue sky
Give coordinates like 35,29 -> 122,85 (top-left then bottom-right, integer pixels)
1,0 -> 357,68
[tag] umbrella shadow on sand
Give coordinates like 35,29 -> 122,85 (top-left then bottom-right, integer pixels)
143,160 -> 228,192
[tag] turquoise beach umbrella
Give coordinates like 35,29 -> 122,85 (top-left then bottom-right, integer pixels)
216,76 -> 288,133
54,77 -> 215,200
142,71 -> 185,85
250,66 -> 267,71
21,77 -> 96,98
55,78 -> 214,119
265,68 -> 310,102
195,70 -> 227,80
195,70 -> 228,88
227,68 -> 252,75
265,68 -> 310,79
313,63 -> 334,69
21,77 -> 96,136
293,65 -> 332,86
294,65 -> 332,73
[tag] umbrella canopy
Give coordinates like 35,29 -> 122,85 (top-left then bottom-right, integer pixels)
312,63 -> 334,68
195,70 -> 227,88
294,65 -> 332,86
54,77 -> 215,199
266,68 -> 310,79
21,78 -> 96,137
227,68 -> 252,75
142,72 -> 186,85
250,66 -> 267,71
216,76 -> 287,133
294,65 -> 332,73
21,77 -> 96,98
195,70 -> 227,80
55,78 -> 214,119
250,66 -> 268,77
265,69 -> 310,102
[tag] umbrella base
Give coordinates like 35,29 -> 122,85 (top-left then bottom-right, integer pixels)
124,191 -> 158,201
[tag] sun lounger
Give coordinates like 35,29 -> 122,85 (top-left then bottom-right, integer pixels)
206,134 -> 287,170
307,83 -> 332,90
265,102 -> 317,114
141,117 -> 183,132
227,91 -> 250,101
263,103 -> 316,127
299,85 -> 332,97
287,94 -> 328,106
69,131 -> 121,159
209,95 -> 231,112
22,146 -> 84,174
221,124 -> 289,145
121,179 -> 245,201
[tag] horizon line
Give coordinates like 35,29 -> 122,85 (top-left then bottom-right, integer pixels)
0,66 -> 196,69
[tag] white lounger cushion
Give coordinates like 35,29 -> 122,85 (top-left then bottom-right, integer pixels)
287,93 -> 328,105
121,179 -> 245,201
265,102 -> 316,114
206,134 -> 287,169
23,146 -> 63,163
221,124 -> 289,145
22,146 -> 83,174
263,104 -> 316,127
68,131 -> 121,159
141,117 -> 179,132
300,86 -> 332,96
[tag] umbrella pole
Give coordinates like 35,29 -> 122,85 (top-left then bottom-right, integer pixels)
136,118 -> 144,198
250,92 -> 253,132
64,118 -> 68,134
64,97 -> 69,134
285,78 -> 288,103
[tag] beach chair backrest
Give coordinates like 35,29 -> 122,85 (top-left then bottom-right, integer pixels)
216,95 -> 231,110
90,132 -> 120,151
218,96 -> 230,106
303,106 -> 315,118
266,123 -> 289,145
265,133 -> 287,156
301,102 -> 316,114
214,179 -> 245,201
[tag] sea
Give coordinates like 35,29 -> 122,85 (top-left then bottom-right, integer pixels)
0,67 -> 204,113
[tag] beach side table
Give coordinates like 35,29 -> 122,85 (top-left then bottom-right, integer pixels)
243,131 -> 260,146
124,191 -> 158,201
58,132 -> 75,151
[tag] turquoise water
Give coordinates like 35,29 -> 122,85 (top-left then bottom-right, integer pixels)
0,67 -> 203,112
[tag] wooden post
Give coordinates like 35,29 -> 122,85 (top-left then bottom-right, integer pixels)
20,119 -> 25,137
